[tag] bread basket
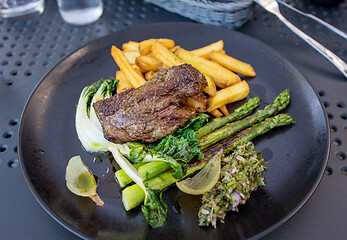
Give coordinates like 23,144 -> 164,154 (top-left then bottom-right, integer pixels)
144,0 -> 254,29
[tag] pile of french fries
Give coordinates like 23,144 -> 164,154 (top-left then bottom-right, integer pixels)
111,38 -> 256,118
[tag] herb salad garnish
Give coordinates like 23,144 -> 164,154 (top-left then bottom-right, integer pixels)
198,142 -> 266,228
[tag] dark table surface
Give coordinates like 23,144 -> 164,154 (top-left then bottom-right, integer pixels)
0,0 -> 346,239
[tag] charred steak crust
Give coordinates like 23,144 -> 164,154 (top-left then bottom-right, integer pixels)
93,64 -> 207,143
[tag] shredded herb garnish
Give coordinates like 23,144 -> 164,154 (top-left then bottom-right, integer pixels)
198,142 -> 266,228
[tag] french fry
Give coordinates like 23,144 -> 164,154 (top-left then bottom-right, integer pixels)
209,50 -> 256,77
122,41 -> 139,52
203,75 -> 217,97
123,51 -> 141,65
190,40 -> 224,59
132,64 -> 145,75
169,45 -> 181,53
182,93 -> 207,113
175,47 -> 241,88
158,62 -> 167,71
151,43 -> 217,96
146,52 -> 155,58
116,71 -> 133,93
139,38 -> 175,55
111,46 -> 146,88
209,109 -> 223,118
219,105 -> 229,116
152,41 -> 185,68
135,55 -> 160,72
145,70 -> 156,81
182,98 -> 207,112
207,80 -> 250,112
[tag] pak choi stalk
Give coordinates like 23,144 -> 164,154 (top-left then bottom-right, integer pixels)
108,143 -> 167,228
75,78 -> 118,152
128,142 -> 188,179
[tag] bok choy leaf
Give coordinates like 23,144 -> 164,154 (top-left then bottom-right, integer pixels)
155,113 -> 209,163
119,114 -> 209,180
128,142 -> 187,179
108,143 -> 167,228
75,78 -> 117,152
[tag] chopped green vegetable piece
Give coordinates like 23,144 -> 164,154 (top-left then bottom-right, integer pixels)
122,162 -> 207,211
123,114 -> 208,179
115,162 -> 146,188
141,184 -> 168,228
108,143 -> 167,228
127,142 -> 188,179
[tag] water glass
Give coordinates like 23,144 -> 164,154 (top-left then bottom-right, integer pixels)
0,0 -> 44,18
57,0 -> 103,26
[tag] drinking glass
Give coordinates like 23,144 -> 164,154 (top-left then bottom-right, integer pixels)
0,0 -> 44,18
57,0 -> 103,26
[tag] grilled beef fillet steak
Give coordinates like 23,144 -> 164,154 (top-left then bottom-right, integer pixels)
93,64 -> 207,143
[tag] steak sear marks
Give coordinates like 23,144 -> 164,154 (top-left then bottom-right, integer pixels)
93,64 -> 207,143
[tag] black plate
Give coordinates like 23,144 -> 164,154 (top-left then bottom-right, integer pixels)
19,22 -> 329,240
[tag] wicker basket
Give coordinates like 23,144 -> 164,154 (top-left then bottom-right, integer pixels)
144,0 -> 254,29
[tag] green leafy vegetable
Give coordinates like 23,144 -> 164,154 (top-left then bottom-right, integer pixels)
127,142 -> 187,179
141,184 -> 168,228
108,143 -> 167,228
128,142 -> 147,163
156,113 -> 209,162
75,78 -> 118,152
177,113 -> 210,132
155,129 -> 202,164
125,113 -> 209,179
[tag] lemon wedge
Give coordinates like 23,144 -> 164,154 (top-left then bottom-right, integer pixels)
176,150 -> 222,195
65,156 -> 104,207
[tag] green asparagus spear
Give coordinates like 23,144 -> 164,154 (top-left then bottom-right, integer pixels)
116,161 -> 171,187
202,113 -> 295,161
225,113 -> 295,154
115,162 -> 146,188
109,143 -> 168,228
138,161 -> 172,180
122,113 -> 295,210
115,162 -> 171,188
122,160 -> 207,211
199,89 -> 291,149
196,97 -> 260,139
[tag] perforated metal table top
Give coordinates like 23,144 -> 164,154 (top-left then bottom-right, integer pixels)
0,0 -> 346,239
